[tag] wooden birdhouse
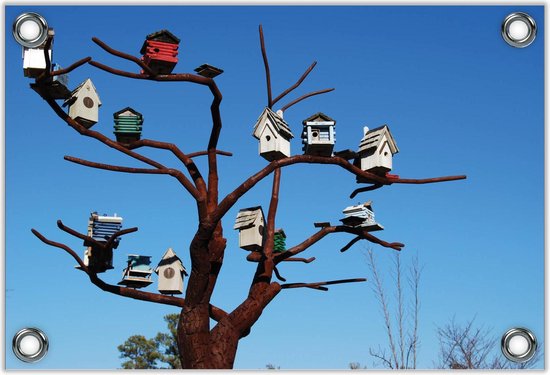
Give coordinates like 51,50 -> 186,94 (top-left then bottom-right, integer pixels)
113,107 -> 144,144
355,125 -> 399,181
22,28 -> 54,78
155,248 -> 188,295
340,201 -> 383,232
77,212 -> 123,273
63,78 -> 101,128
234,206 -> 265,251
301,112 -> 336,157
31,63 -> 71,99
118,254 -> 154,288
273,229 -> 287,253
140,29 -> 180,75
252,107 -> 294,161
194,63 -> 224,78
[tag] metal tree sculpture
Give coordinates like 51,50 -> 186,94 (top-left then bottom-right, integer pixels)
28,25 -> 466,369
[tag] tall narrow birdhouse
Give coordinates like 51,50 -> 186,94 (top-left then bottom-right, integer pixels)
234,206 -> 265,251
118,254 -> 154,288
140,29 -> 180,75
21,28 -> 54,78
355,125 -> 399,181
273,229 -> 287,253
63,78 -> 102,128
155,248 -> 188,295
301,112 -> 336,157
252,107 -> 294,161
77,212 -> 123,273
340,201 -> 383,232
113,107 -> 144,144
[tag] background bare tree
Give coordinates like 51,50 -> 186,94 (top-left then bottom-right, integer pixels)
365,249 -> 421,369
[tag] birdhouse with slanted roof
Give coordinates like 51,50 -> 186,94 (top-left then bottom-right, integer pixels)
118,254 -> 154,289
252,107 -> 294,161
355,125 -> 399,182
301,112 -> 336,157
63,78 -> 101,128
155,248 -> 188,295
340,201 -> 383,232
234,206 -> 265,251
140,29 -> 180,75
113,107 -> 144,144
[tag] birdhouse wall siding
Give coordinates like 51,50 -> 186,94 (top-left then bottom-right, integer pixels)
258,124 -> 291,161
360,135 -> 393,173
302,125 -> 335,156
157,265 -> 184,294
239,215 -> 264,251
23,48 -> 52,78
69,93 -> 100,128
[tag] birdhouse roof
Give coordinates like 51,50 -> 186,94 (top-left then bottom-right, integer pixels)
113,107 -> 143,119
127,254 -> 152,265
275,228 -> 286,238
91,212 -> 123,224
358,125 -> 399,154
302,112 -> 336,126
155,248 -> 187,274
342,201 -> 374,215
194,64 -> 224,78
140,29 -> 180,54
63,78 -> 101,107
252,107 -> 294,140
234,206 -> 264,230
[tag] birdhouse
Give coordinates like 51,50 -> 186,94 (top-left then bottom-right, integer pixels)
252,107 -> 294,161
21,28 -> 54,78
194,64 -> 224,78
63,78 -> 102,128
118,254 -> 154,288
234,206 -> 265,251
355,125 -> 399,181
340,201 -> 383,232
301,112 -> 336,157
113,107 -> 144,144
31,63 -> 71,99
155,248 -> 188,295
273,229 -> 287,253
140,29 -> 180,75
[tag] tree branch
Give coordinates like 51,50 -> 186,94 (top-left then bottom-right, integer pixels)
280,88 -> 335,112
259,25 -> 273,108
281,278 -> 367,291
64,155 -> 171,175
271,61 -> 317,107
187,150 -> 233,158
92,36 -> 155,76
31,228 -> 228,321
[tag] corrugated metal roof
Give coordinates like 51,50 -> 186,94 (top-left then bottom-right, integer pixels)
252,107 -> 294,140
358,125 -> 399,154
302,112 -> 336,125
234,206 -> 264,230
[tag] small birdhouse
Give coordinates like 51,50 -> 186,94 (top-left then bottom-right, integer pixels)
155,248 -> 188,295
63,78 -> 102,128
31,63 -> 71,99
234,206 -> 265,251
118,254 -> 154,288
301,112 -> 336,157
194,63 -> 224,78
22,28 -> 54,78
76,212 -> 123,273
355,125 -> 399,181
340,201 -> 384,232
140,29 -> 180,75
273,229 -> 287,253
113,107 -> 144,144
252,107 -> 294,161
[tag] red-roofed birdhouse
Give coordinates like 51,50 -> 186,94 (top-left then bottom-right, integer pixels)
140,29 -> 180,75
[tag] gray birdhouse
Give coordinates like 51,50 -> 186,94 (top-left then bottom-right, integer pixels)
76,212 -> 123,273
155,248 -> 188,295
234,206 -> 265,251
355,125 -> 399,181
118,254 -> 154,288
301,112 -> 336,157
252,107 -> 294,161
340,201 -> 383,232
63,78 -> 102,128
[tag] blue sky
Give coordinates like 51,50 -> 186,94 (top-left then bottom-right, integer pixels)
5,5 -> 544,370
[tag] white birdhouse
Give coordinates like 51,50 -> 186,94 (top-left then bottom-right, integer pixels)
63,78 -> 102,128
23,46 -> 52,78
301,112 -> 336,156
118,254 -> 154,289
155,248 -> 188,295
340,201 -> 384,232
355,125 -> 399,181
234,206 -> 265,251
252,107 -> 294,161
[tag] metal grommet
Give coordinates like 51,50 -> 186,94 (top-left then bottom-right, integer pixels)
501,327 -> 537,363
12,328 -> 49,363
12,12 -> 49,48
502,12 -> 537,48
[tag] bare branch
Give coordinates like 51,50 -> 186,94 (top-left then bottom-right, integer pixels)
350,184 -> 384,198
280,88 -> 335,112
259,25 -> 273,108
340,236 -> 362,252
187,150 -> 233,158
272,61 -> 317,107
51,57 -> 92,76
64,155 -> 172,175
281,278 -> 367,291
92,36 -> 156,76
273,266 -> 286,282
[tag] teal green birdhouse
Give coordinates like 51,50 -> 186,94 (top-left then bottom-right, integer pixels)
113,107 -> 144,144
273,229 -> 286,253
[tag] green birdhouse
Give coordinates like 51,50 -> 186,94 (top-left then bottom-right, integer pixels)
273,229 -> 286,253
113,107 -> 144,144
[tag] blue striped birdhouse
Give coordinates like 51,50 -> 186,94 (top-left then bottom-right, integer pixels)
301,112 -> 336,157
